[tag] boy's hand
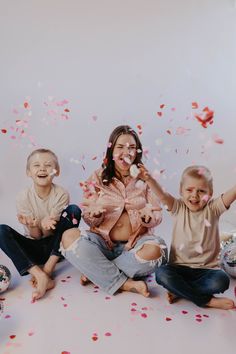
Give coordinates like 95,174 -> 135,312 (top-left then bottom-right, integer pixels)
137,164 -> 151,181
41,216 -> 57,230
17,214 -> 39,227
139,204 -> 162,223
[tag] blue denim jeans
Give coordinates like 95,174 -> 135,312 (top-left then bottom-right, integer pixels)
60,231 -> 167,295
155,264 -> 230,307
0,204 -> 81,275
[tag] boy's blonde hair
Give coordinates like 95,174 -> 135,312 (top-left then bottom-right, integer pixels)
180,165 -> 213,194
26,148 -> 60,172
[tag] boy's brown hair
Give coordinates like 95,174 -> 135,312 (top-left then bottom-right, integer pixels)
180,165 -> 213,195
26,148 -> 60,173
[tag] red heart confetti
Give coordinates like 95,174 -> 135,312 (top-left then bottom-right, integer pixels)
181,310 -> 188,314
141,313 -> 147,318
92,336 -> 98,341
9,335 -> 16,339
1,129 -> 7,134
165,317 -> 172,321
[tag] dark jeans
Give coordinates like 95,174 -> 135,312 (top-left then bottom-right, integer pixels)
155,264 -> 230,307
0,204 -> 81,275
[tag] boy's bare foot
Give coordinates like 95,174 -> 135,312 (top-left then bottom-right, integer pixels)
80,275 -> 91,286
167,291 -> 179,304
120,278 -> 150,297
29,276 -> 37,288
32,273 -> 55,301
206,296 -> 235,310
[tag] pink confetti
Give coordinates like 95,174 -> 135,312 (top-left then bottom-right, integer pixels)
204,219 -> 211,227
105,332 -> 112,336
141,313 -> 147,318
131,302 -> 137,306
213,134 -> 224,144
72,218 -> 78,225
196,318 -> 202,322
182,310 -> 188,314
28,331 -> 34,336
61,351 -> 71,354
105,296 -> 111,300
165,317 -> 172,321
4,314 -> 11,319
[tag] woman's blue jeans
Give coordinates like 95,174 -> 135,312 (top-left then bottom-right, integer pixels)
0,204 -> 81,275
60,231 -> 168,295
155,264 -> 230,307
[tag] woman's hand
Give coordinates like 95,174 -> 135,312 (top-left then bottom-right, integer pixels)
139,204 -> 162,224
82,198 -> 106,218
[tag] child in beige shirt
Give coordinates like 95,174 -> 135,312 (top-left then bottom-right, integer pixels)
0,148 -> 81,300
138,164 -> 235,310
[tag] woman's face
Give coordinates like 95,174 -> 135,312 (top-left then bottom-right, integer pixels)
112,134 -> 137,174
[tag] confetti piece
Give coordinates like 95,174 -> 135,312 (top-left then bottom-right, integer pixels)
105,332 -> 112,336
165,317 -> 172,321
4,314 -> 11,319
1,129 -> 7,134
72,218 -> 78,225
182,310 -> 188,314
92,336 -> 98,341
166,130 -> 171,135
28,331 -> 34,336
157,112 -> 162,117
203,314 -> 209,318
105,296 -> 111,300
160,104 -> 165,109
9,335 -> 16,339
195,314 -> 202,318
204,219 -> 211,227
61,351 -> 71,354
213,135 -> 224,144
195,245 -> 203,254
196,318 -> 202,322
192,102 -> 199,109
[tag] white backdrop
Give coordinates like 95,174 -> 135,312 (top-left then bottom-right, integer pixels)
0,0 -> 236,233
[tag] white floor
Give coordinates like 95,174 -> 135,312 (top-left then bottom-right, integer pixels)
1,246 -> 236,354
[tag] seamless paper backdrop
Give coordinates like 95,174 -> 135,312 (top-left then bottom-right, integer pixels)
0,0 -> 236,232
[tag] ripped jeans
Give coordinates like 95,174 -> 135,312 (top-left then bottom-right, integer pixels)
60,231 -> 167,295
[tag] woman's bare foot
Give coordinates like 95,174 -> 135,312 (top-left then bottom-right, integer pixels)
166,291 -> 179,304
206,296 -> 235,310
80,275 -> 91,286
120,279 -> 150,297
31,272 -> 55,301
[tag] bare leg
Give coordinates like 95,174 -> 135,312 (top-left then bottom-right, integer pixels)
28,265 -> 55,300
206,296 -> 235,310
120,278 -> 150,297
166,291 -> 180,304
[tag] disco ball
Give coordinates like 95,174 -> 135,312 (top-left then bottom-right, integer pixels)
220,241 -> 236,279
0,265 -> 11,293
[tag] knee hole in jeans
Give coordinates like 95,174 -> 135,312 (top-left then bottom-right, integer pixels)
134,242 -> 162,264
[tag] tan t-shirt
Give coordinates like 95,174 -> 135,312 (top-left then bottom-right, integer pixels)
169,196 -> 227,269
16,183 -> 69,237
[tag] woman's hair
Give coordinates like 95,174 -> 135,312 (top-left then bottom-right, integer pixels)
101,125 -> 143,185
26,148 -> 60,172
180,165 -> 213,194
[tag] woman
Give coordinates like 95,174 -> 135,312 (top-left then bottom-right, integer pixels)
60,125 -> 167,296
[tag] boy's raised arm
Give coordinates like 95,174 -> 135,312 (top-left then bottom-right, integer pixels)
222,185 -> 236,209
138,165 -> 175,211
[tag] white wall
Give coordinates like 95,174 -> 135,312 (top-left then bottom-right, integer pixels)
1,0 -> 236,233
